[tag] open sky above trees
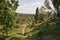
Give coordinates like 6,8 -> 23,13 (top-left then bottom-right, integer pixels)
16,0 -> 54,14
16,0 -> 45,14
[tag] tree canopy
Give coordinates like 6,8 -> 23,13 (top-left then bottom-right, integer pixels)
0,0 -> 18,34
52,0 -> 60,17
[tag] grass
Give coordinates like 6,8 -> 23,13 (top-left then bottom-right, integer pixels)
0,13 -> 60,40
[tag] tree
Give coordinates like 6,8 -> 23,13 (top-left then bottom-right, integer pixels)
0,0 -> 18,35
52,0 -> 60,17
35,7 -> 39,22
44,0 -> 52,9
5,0 -> 18,10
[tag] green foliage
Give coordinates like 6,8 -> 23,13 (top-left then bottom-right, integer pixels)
35,7 -> 39,22
0,0 -> 18,40
52,0 -> 60,8
52,0 -> 60,16
7,0 -> 18,10
0,0 -> 60,40
9,37 -> 21,40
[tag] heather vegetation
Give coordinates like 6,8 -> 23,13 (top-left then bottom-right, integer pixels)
0,0 -> 60,40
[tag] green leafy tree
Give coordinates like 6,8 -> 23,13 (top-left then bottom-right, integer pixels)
52,0 -> 60,17
0,0 -> 18,35
35,7 -> 39,22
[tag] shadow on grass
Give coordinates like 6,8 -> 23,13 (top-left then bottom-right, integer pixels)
9,37 -> 20,40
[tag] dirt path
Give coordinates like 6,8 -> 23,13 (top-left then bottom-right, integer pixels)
20,23 -> 28,35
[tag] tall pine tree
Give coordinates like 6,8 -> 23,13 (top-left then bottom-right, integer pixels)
35,7 -> 39,23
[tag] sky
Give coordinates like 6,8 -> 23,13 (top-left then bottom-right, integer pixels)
16,0 -> 54,14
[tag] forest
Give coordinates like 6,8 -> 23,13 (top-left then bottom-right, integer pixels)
0,0 -> 60,40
